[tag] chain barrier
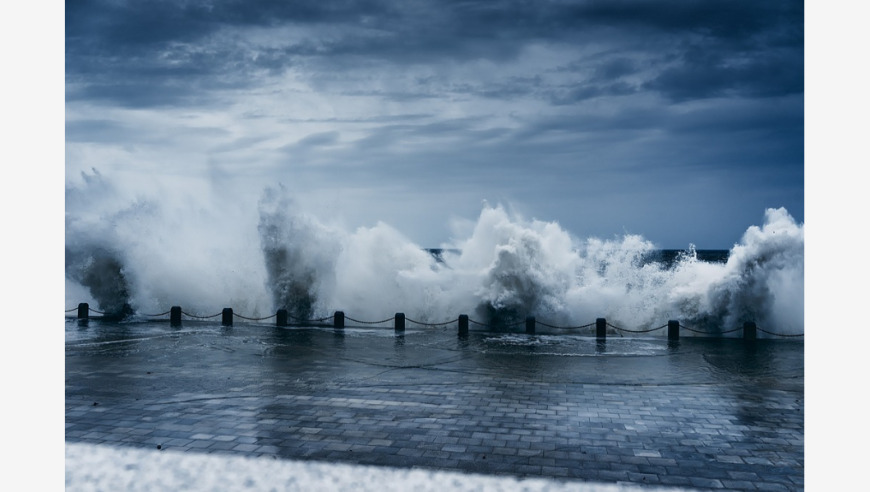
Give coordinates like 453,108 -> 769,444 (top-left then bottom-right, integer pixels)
345,316 -> 395,325
608,323 -> 669,334
406,317 -> 460,327
680,323 -> 743,335
274,311 -> 336,324
603,322 -> 624,337
65,305 -> 805,337
181,311 -> 223,320
537,321 -> 596,330
233,312 -> 277,322
758,327 -> 804,338
141,310 -> 172,318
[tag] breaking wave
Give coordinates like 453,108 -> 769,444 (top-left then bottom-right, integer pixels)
65,171 -> 803,336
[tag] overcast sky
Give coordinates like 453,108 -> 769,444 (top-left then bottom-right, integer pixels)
64,0 -> 804,248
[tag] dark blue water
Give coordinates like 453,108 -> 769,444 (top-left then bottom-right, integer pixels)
427,248 -> 730,268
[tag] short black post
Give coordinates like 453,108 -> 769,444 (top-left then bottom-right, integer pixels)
170,306 -> 182,327
525,316 -> 536,334
458,314 -> 469,336
668,320 -> 680,340
277,309 -> 288,327
743,321 -> 757,341
395,313 -> 405,333
596,318 -> 607,340
334,311 -> 345,329
222,308 -> 233,326
77,303 -> 89,319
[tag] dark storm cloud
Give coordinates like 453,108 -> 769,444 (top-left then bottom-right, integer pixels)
67,0 -> 803,107
65,0 -> 394,106
644,44 -> 804,101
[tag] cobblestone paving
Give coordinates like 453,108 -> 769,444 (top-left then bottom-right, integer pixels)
65,320 -> 804,490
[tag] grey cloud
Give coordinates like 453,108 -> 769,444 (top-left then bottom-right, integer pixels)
67,0 -> 802,107
289,131 -> 341,149
66,119 -> 134,143
349,118 -> 496,154
591,58 -> 639,82
548,81 -> 638,105
645,46 -> 803,101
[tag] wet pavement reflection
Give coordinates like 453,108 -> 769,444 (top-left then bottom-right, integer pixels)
66,319 -> 804,490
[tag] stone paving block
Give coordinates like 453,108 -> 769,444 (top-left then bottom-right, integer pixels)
657,475 -> 695,487
689,477 -> 725,488
441,444 -> 467,453
755,482 -> 793,491
229,443 -> 259,453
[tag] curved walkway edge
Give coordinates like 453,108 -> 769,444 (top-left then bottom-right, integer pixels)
66,442 -> 682,492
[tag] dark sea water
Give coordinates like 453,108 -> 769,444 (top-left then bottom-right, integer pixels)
427,248 -> 729,267
641,249 -> 730,267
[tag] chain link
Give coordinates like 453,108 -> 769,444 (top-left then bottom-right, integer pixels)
181,311 -> 223,320
345,316 -> 395,325
406,317 -> 460,327
233,313 -> 277,322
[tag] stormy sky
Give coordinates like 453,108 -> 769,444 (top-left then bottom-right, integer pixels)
64,0 -> 804,248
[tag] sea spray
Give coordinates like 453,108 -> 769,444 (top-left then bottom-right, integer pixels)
65,169 -> 140,316
449,205 -> 582,326
666,207 -> 804,335
65,174 -> 804,336
257,186 -> 339,321
65,169 -> 272,317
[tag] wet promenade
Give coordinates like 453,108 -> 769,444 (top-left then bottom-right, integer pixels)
65,319 -> 804,490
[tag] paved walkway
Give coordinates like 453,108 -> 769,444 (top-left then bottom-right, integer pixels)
65,320 -> 804,490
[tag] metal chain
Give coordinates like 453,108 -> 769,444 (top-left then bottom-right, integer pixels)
63,305 -> 805,337
608,323 -> 669,334
233,313 -> 277,322
536,321 -> 597,330
757,327 -> 805,337
345,316 -> 396,325
140,310 -> 172,317
405,317 -> 460,327
181,311 -> 223,320
681,324 -> 744,335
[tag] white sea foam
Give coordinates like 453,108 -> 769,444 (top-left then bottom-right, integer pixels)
66,173 -> 804,336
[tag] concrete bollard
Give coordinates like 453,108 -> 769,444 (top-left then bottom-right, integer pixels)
668,320 -> 680,340
277,309 -> 288,327
525,316 -> 536,334
596,318 -> 607,340
458,314 -> 469,336
222,308 -> 233,326
78,303 -> 89,319
743,321 -> 757,340
395,313 -> 405,333
170,306 -> 182,327
334,311 -> 345,329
